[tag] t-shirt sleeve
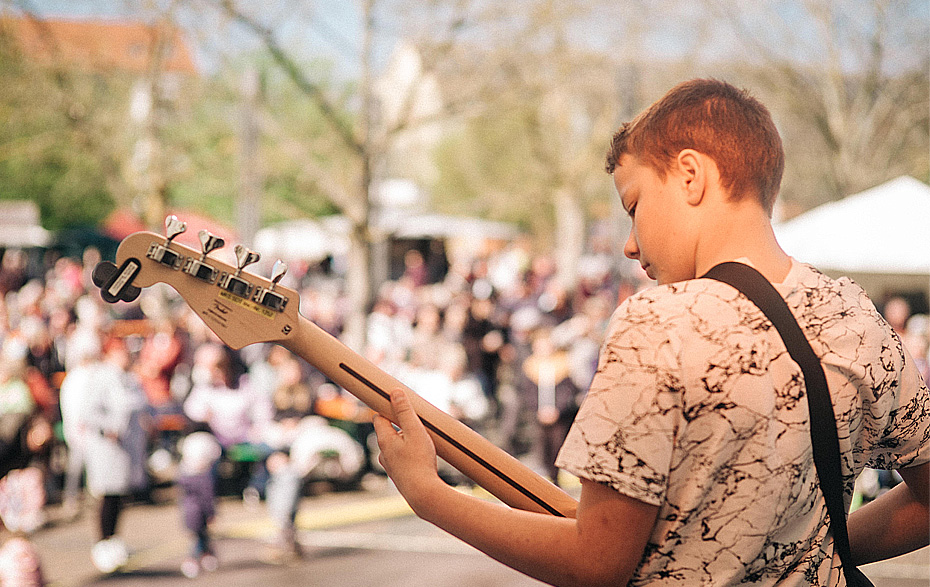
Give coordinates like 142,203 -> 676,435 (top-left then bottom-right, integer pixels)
864,342 -> 930,470
555,294 -> 684,507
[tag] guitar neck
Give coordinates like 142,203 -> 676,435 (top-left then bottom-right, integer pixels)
100,229 -> 576,518
282,315 -> 578,518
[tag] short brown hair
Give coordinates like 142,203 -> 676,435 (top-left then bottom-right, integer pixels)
605,79 -> 784,215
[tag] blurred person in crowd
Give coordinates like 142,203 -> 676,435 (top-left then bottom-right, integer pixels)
10,281 -> 45,329
0,535 -> 45,587
494,306 -> 541,455
520,327 -> 581,486
437,345 -> 490,431
0,251 -> 29,298
57,330 -> 102,518
259,351 -> 364,560
882,295 -> 911,336
0,340 -> 40,479
261,352 -> 315,453
402,341 -> 490,430
136,318 -> 186,418
408,303 -> 445,371
402,249 -> 429,288
365,298 -> 401,362
0,467 -> 46,536
461,293 -> 505,401
263,450 -> 303,562
84,336 -> 149,573
19,318 -> 62,422
46,257 -> 84,306
176,431 -> 221,579
183,343 -> 272,502
65,296 -> 109,369
373,79 -> 929,585
264,416 -> 365,563
554,292 -> 612,394
903,314 -> 929,383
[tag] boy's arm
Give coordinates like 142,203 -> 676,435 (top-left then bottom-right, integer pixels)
848,462 -> 929,565
375,389 -> 659,587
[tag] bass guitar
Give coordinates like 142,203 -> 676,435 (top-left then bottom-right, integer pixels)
93,216 -> 578,518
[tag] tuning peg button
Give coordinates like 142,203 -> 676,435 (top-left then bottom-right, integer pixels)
164,215 -> 187,243
199,230 -> 225,256
233,245 -> 260,274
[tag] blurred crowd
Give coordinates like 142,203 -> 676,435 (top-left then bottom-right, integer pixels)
0,236 -> 925,582
0,235 -> 634,580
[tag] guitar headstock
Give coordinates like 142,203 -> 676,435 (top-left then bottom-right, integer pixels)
93,215 -> 300,350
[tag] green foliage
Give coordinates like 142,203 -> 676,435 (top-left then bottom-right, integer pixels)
0,33 -> 116,230
164,54 -> 354,228
431,106 -> 548,232
0,147 -> 114,231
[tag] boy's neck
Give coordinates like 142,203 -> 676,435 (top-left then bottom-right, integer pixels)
695,201 -> 792,283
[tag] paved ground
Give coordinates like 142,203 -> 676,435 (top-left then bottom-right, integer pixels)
14,476 -> 930,586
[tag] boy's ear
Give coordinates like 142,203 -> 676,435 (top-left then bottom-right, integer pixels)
676,149 -> 707,206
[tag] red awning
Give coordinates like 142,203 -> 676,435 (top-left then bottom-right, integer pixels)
102,208 -> 239,251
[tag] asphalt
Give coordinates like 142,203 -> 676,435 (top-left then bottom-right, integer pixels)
13,477 -> 930,587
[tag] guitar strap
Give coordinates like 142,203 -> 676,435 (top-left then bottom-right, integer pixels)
702,261 -> 874,587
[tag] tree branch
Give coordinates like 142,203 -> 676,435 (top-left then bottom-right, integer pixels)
218,0 -> 366,157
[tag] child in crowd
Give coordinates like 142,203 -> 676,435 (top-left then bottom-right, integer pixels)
0,536 -> 45,587
176,431 -> 221,579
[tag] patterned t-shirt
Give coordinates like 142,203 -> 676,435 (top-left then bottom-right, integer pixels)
555,260 -> 930,586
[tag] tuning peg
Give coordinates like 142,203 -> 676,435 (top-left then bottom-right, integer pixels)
182,229 -> 225,284
147,215 -> 187,269
198,230 -> 225,257
253,259 -> 289,312
233,245 -> 261,276
217,244 -> 260,299
270,260 -> 287,287
164,215 -> 187,244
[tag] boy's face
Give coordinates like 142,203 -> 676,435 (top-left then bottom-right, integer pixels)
614,154 -> 697,285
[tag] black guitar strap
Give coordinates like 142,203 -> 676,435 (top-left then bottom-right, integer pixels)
702,261 -> 873,587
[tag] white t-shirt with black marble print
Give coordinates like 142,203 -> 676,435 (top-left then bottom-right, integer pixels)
555,259 -> 930,586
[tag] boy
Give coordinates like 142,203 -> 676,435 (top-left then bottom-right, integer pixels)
374,79 -> 929,585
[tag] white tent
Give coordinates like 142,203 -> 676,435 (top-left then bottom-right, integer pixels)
253,213 -> 519,266
253,218 -> 349,263
0,201 -> 51,248
774,175 -> 930,299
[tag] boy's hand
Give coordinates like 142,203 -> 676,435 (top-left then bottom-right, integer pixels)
373,388 -> 442,512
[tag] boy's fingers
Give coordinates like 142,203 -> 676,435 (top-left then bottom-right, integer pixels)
372,413 -> 394,438
389,388 -> 420,431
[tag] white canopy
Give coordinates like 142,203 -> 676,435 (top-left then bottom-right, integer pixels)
255,213 -> 519,264
253,218 -> 349,263
774,176 -> 930,275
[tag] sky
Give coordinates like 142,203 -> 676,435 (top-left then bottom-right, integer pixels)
10,0 -> 930,80
9,0 -> 372,76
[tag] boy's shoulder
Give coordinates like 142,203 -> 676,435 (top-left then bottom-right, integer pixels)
615,277 -> 746,323
610,261 -> 878,343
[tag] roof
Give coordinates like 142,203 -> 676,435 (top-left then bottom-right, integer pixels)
1,16 -> 196,74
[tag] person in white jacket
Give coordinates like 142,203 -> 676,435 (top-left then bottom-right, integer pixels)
83,336 -> 148,573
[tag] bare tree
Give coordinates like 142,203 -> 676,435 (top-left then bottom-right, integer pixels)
703,0 -> 929,211
209,0 -> 623,342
